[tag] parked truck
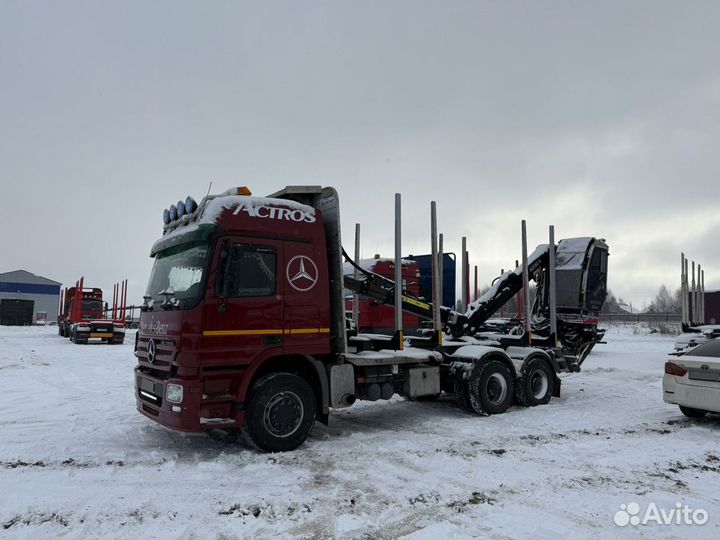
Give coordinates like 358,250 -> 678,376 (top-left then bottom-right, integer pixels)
134,186 -> 608,451
344,256 -> 422,334
58,277 -> 127,344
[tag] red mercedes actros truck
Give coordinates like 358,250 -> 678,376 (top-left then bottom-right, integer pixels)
58,277 -> 128,344
135,186 -> 608,452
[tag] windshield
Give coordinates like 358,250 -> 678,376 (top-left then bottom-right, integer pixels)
145,242 -> 210,309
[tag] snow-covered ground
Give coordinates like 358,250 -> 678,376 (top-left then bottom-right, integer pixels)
1,325 -> 718,539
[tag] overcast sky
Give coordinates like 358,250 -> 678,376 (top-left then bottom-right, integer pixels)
2,1 -> 718,308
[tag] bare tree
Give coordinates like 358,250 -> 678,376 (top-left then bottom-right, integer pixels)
601,290 -> 618,313
653,284 -> 680,313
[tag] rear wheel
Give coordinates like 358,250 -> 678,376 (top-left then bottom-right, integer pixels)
245,373 -> 316,452
454,380 -> 474,411
679,406 -> 707,418
469,360 -> 514,415
516,357 -> 554,407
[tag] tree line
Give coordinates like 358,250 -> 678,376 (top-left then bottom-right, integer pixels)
603,285 -> 682,314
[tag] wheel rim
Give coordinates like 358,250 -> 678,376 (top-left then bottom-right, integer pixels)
530,369 -> 549,400
263,391 -> 304,438
485,373 -> 508,405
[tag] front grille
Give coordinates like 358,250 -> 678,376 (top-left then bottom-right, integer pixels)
137,337 -> 175,369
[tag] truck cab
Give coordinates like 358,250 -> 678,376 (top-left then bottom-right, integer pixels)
135,187 -> 340,450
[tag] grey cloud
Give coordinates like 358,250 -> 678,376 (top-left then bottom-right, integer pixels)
1,1 -> 718,306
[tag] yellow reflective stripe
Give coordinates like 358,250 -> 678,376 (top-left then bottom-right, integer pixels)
203,329 -> 282,337
402,295 -> 430,310
203,328 -> 330,337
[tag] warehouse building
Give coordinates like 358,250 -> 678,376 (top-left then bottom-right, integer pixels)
0,270 -> 61,326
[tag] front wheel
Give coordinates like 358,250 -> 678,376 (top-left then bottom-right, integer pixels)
245,373 -> 316,452
680,406 -> 707,418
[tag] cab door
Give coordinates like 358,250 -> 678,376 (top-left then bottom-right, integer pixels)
282,240 -> 331,356
201,237 -> 284,366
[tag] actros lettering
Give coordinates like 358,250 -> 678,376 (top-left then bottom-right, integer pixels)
233,202 -> 316,223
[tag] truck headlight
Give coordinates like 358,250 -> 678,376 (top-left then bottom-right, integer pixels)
166,383 -> 184,404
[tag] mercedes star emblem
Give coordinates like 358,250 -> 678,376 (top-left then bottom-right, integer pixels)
147,338 -> 156,364
286,255 -> 319,292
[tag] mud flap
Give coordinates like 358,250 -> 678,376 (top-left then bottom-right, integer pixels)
552,375 -> 561,398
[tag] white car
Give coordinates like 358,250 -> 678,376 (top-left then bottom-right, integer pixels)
664,339 -> 720,417
673,326 -> 720,352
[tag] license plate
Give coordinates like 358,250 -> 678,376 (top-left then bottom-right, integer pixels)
91,333 -> 113,338
689,370 -> 720,382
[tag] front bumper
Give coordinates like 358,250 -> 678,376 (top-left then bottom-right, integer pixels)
663,374 -> 720,413
75,323 -> 125,343
134,367 -> 243,432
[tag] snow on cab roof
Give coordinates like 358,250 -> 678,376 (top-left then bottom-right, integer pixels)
200,194 -> 315,225
151,190 -> 316,254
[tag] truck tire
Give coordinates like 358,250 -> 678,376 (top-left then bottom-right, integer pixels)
516,357 -> 554,407
245,373 -> 316,452
679,406 -> 707,418
454,380 -> 474,412
468,360 -> 514,415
